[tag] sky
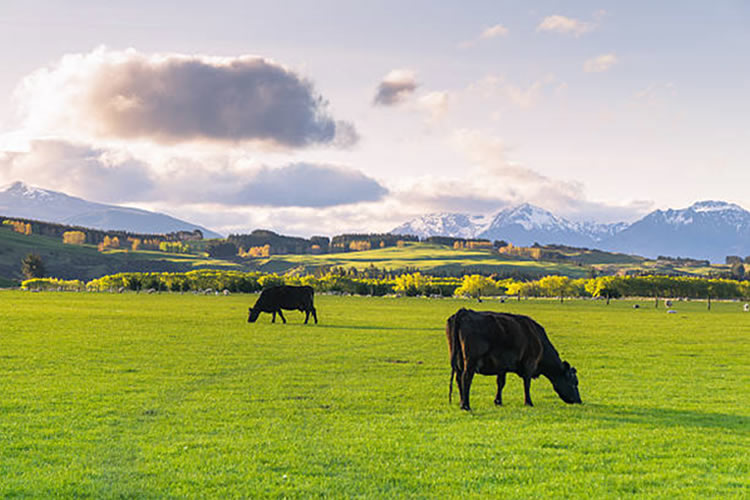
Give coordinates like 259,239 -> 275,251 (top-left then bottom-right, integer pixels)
0,1 -> 749,237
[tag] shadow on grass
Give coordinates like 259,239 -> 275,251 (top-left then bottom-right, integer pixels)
586,403 -> 748,431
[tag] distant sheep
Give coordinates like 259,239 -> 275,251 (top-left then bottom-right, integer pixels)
664,299 -> 673,307
632,304 -> 640,309
744,303 -> 749,312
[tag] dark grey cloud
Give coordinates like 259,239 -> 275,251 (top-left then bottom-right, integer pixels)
19,49 -> 357,148
233,163 -> 388,207
373,70 -> 418,106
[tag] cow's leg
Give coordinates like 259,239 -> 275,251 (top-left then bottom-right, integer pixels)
304,310 -> 310,324
277,309 -> 286,324
453,368 -> 464,404
460,361 -> 476,411
523,376 -> 534,406
311,307 -> 318,324
494,372 -> 507,406
271,311 -> 276,323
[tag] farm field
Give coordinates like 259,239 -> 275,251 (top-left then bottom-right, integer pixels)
255,242 -> 593,277
0,291 -> 748,498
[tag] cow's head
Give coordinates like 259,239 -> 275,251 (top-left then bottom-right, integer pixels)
248,307 -> 260,323
551,361 -> 581,404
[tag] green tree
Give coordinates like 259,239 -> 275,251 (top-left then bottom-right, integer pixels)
730,262 -> 745,280
21,253 -> 45,279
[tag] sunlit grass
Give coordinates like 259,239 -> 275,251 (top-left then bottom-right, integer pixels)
258,242 -> 592,277
0,291 -> 747,497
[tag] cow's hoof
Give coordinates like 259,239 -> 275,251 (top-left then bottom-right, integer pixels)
460,405 -> 471,412
494,399 -> 502,406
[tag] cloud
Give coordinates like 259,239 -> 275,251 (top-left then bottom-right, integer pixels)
417,91 -> 451,120
15,47 -> 356,148
414,129 -> 652,222
583,53 -> 618,73
481,24 -> 509,39
0,140 -> 155,202
459,23 -> 509,48
537,15 -> 593,37
373,69 -> 418,106
231,163 -> 388,207
0,140 -> 385,208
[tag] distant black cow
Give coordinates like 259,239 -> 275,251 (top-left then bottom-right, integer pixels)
248,285 -> 318,324
446,308 -> 580,411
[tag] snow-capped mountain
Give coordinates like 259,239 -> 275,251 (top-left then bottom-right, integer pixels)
0,181 -> 222,238
391,212 -> 490,239
601,200 -> 750,262
391,200 -> 750,262
392,203 -> 625,247
478,204 -> 599,246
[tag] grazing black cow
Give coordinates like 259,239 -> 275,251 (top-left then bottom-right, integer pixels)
248,285 -> 318,324
446,308 -> 580,411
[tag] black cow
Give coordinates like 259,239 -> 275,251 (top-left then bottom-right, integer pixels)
446,308 -> 580,411
248,285 -> 318,324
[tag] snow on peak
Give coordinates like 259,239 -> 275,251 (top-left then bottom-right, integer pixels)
391,212 -> 489,238
1,181 -> 53,200
690,200 -> 743,213
499,203 -> 567,230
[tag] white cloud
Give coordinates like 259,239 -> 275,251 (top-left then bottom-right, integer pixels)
14,47 -> 356,149
481,24 -> 509,39
583,53 -> 618,73
537,15 -> 593,37
417,91 -> 451,120
373,69 -> 418,106
459,23 -> 509,48
0,140 -> 155,203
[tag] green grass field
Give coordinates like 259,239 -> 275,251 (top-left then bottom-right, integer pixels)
1,291 -> 747,498
255,242 -> 593,277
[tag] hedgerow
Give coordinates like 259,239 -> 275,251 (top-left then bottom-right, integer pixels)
24,270 -> 750,300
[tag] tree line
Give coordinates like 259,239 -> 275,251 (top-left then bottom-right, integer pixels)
21,270 -> 750,301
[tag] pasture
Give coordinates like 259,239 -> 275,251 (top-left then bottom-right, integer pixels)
0,291 -> 747,498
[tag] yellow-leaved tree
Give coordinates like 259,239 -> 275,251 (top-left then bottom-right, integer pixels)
453,275 -> 503,300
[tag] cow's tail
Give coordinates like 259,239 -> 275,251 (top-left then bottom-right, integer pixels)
446,309 -> 464,404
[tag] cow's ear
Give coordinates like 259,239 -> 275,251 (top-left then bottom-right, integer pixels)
562,361 -> 570,370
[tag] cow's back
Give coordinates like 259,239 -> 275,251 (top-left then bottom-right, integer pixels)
257,285 -> 314,310
453,310 -> 544,376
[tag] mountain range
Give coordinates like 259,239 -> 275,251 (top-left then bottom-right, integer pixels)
0,181 -> 222,238
392,201 -> 750,263
2,180 -> 748,263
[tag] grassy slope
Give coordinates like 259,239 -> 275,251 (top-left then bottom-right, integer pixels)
0,228 -> 240,282
0,291 -> 747,497
0,229 -> 737,282
255,242 -> 594,277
